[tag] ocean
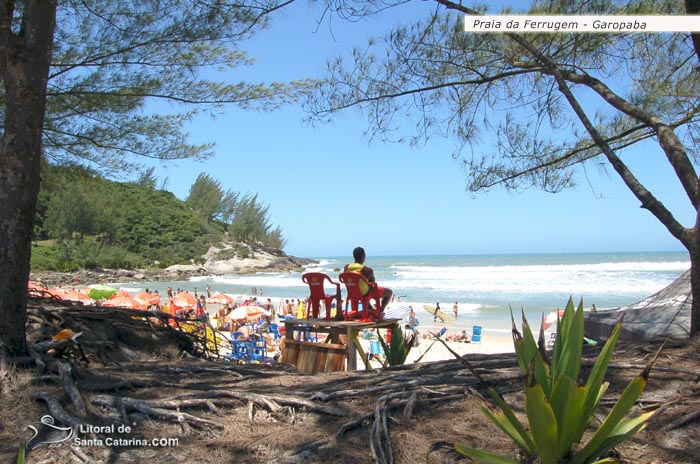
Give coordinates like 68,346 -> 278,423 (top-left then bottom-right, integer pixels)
120,251 -> 690,336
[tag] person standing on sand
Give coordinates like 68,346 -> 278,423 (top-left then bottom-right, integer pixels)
453,301 -> 459,320
344,246 -> 393,313
434,302 -> 440,322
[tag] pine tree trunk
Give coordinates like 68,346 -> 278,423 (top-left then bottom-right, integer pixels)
689,243 -> 700,338
0,1 -> 57,356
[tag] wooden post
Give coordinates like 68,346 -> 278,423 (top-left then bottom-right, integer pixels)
346,327 -> 357,371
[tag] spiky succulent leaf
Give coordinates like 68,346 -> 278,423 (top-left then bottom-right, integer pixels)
577,321 -> 623,437
584,410 -> 657,462
525,383 -> 558,464
549,374 -> 587,459
480,389 -> 537,455
551,298 -> 584,383
571,373 -> 650,464
454,443 -> 521,463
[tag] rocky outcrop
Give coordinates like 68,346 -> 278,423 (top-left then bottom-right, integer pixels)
30,242 -> 316,287
164,242 -> 315,275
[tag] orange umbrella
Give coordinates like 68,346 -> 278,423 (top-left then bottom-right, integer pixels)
48,287 -> 95,305
135,291 -> 160,307
170,291 -> 198,310
28,282 -> 51,298
207,292 -> 234,305
102,290 -> 147,311
229,305 -> 270,322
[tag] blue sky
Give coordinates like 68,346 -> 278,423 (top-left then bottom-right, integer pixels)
144,1 -> 692,258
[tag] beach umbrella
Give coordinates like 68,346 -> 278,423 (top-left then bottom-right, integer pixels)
88,284 -> 118,300
135,291 -> 160,307
207,292 -> 234,305
229,305 -> 270,322
28,281 -> 51,298
542,309 -> 565,330
102,291 -> 147,310
49,288 -> 95,305
170,291 -> 198,310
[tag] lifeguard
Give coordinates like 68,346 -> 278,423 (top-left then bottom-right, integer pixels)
343,247 -> 393,313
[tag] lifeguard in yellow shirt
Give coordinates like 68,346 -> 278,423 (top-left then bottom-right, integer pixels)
343,246 -> 393,313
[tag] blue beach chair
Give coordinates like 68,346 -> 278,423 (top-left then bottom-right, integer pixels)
471,325 -> 482,343
245,338 -> 268,362
369,339 -> 383,360
228,339 -> 248,362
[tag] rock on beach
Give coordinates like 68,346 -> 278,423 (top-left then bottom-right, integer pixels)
30,243 -> 316,287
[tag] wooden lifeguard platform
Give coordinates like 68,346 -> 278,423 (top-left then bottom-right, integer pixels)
279,318 -> 400,373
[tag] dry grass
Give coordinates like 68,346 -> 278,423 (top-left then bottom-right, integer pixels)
2,299 -> 700,463
0,353 -> 44,460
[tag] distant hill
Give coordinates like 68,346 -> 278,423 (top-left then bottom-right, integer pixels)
31,164 -> 296,272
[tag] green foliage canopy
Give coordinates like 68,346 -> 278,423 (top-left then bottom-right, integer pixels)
34,166 -> 287,270
40,0 -> 309,174
309,0 -> 698,191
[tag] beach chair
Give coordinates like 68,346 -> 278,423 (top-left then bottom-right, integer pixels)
228,339 -> 248,362
244,338 -> 268,362
296,324 -> 318,342
302,272 -> 342,320
368,339 -> 383,360
268,323 -> 282,340
471,325 -> 482,343
338,272 -> 384,322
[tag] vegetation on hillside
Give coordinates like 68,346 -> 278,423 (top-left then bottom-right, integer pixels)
32,164 -> 286,271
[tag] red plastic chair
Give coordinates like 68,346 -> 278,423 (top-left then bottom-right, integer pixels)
338,272 -> 384,322
301,272 -> 342,320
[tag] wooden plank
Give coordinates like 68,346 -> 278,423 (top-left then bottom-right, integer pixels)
331,350 -> 346,372
315,348 -> 327,373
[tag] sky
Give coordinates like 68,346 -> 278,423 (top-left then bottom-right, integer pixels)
143,1 -> 693,258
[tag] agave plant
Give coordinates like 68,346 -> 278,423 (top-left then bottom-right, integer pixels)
377,326 -> 415,367
16,443 -> 25,464
455,297 -> 662,464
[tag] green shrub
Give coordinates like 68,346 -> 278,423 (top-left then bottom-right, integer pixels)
378,326 -> 415,367
455,298 -> 663,464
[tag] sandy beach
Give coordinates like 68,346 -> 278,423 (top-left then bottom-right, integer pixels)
356,324 -> 515,369
206,294 -> 517,363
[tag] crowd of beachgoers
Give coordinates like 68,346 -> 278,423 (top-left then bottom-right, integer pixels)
29,280 -> 515,365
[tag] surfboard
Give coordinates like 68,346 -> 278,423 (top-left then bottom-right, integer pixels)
422,304 -> 453,323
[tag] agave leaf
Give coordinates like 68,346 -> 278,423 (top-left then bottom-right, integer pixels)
525,383 -> 558,464
483,387 -> 537,454
551,298 -> 584,383
571,375 -> 648,464
549,375 -> 587,459
573,343 -> 665,464
579,409 -> 658,463
16,444 -> 25,464
454,443 -> 521,463
577,321 -> 622,438
520,310 -> 552,397
550,298 -> 572,364
511,309 -> 529,375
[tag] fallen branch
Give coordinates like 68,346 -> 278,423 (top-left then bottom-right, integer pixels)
88,394 -> 224,429
34,391 -> 82,428
58,361 -> 88,418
